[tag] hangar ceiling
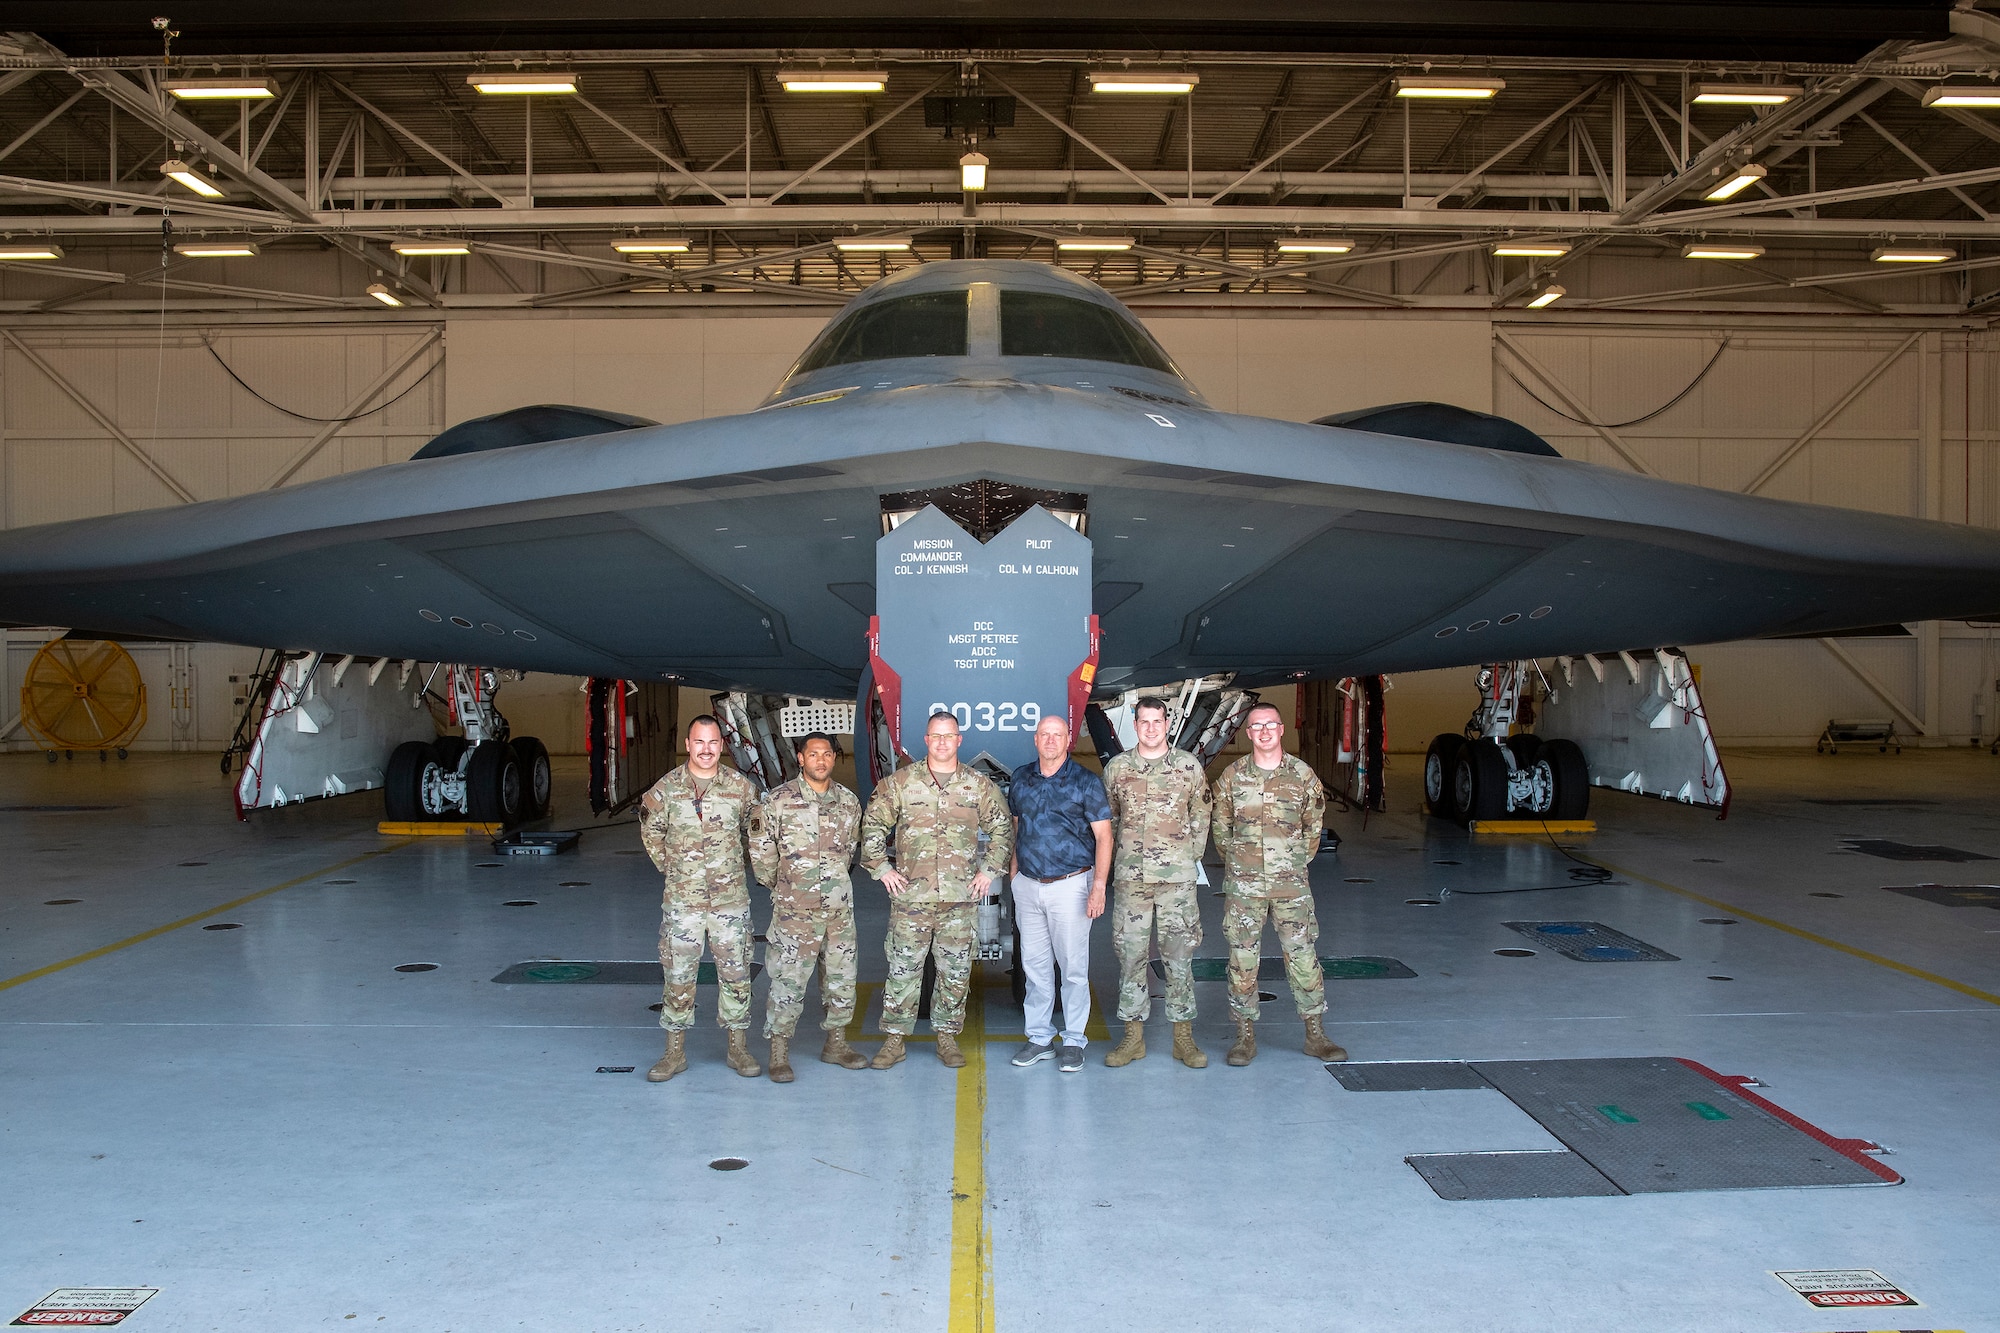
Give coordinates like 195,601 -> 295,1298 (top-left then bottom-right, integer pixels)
0,1 -> 1996,315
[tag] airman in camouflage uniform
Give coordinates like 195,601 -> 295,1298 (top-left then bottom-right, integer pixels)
749,732 -> 869,1082
858,712 -> 1014,1070
639,714 -> 761,1082
1102,696 -> 1213,1069
1210,702 -> 1347,1066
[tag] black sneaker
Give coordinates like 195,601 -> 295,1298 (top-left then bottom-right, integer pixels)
1012,1041 -> 1056,1067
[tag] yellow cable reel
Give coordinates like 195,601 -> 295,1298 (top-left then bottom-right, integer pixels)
20,638 -> 148,758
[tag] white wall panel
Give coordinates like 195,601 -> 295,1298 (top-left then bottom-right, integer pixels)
1148,316 -> 1493,420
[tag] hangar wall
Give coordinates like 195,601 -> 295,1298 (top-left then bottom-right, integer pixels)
2,308 -> 1995,756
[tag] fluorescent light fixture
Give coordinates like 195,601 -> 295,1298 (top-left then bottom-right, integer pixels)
391,239 -> 472,256
1526,285 -> 1566,309
1492,241 -> 1571,257
159,159 -> 224,198
1703,162 -> 1767,201
1923,85 -> 2000,108
1276,237 -> 1356,254
466,73 -> 577,94
1871,246 -> 1954,263
959,151 -> 989,191
163,77 -> 277,99
0,243 -> 64,260
1056,236 -> 1136,251
778,70 -> 888,93
834,237 -> 912,251
1088,71 -> 1200,94
1693,82 -> 1802,105
1394,76 -> 1506,99
173,241 -> 260,258
1681,242 -> 1765,260
611,238 -> 692,254
366,283 -> 405,306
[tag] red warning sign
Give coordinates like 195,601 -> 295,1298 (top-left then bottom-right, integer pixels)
10,1290 -> 158,1327
1771,1269 -> 1918,1308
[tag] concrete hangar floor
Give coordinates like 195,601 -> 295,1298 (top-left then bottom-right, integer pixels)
2,748 -> 1996,1332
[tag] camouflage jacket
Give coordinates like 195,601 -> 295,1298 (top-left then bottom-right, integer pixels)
749,776 -> 862,915
639,763 -> 758,907
859,762 -> 1014,903
1104,748 -> 1212,888
1210,753 -> 1325,899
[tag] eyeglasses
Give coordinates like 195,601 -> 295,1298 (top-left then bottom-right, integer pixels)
1245,722 -> 1282,732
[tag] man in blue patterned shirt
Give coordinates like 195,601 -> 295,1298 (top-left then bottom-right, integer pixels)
1006,711 -> 1112,1072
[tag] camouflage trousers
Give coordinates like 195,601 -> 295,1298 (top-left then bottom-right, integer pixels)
762,904 -> 859,1038
1221,893 -> 1326,1021
1113,882 -> 1202,1023
880,901 -> 976,1036
657,899 -> 755,1032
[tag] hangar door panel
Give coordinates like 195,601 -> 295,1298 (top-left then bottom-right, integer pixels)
422,524 -> 779,659
1192,521 -> 1550,660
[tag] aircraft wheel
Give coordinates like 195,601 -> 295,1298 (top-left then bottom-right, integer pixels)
466,740 -> 524,825
1542,739 -> 1590,819
385,741 -> 438,822
511,736 -> 552,819
1453,738 -> 1509,824
1424,734 -> 1465,819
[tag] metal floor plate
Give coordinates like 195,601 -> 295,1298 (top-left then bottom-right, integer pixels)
1406,1151 -> 1621,1201
490,960 -> 763,984
1328,1061 -> 1492,1092
1843,838 -> 1994,861
1881,883 -> 2000,909
1503,921 -> 1680,962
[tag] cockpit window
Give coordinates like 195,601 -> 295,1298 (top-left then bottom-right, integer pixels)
1000,290 -> 1177,374
791,290 -> 968,375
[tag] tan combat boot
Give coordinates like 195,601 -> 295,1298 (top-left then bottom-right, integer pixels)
767,1033 -> 794,1083
1226,1016 -> 1257,1066
870,1033 -> 906,1069
1172,1021 -> 1208,1069
725,1028 -> 762,1078
1302,1014 -> 1348,1062
820,1030 -> 869,1070
645,1030 -> 687,1083
1104,1021 -> 1147,1067
936,1032 -> 966,1068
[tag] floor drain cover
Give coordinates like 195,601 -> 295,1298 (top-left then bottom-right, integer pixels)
202,922 -> 244,931
1344,877 -> 1374,883
1708,975 -> 1734,981
596,1066 -> 635,1074
1406,898 -> 1441,906
1841,838 -> 1993,862
709,1157 -> 749,1171
1808,891 -> 1844,898
326,879 -> 356,884
1505,921 -> 1679,962
502,900 -> 539,907
395,963 -> 439,972
1699,917 -> 1739,925
1494,948 -> 1537,957
178,861 -> 207,867
1433,859 -> 1462,866
558,881 -> 590,887
475,862 -> 505,868
43,898 -> 80,905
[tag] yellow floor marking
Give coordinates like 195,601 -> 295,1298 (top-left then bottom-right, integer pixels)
845,981 -> 881,1042
1084,983 -> 1110,1042
375,820 -> 502,836
0,842 -> 414,995
948,964 -> 993,1333
1599,858 -> 2000,1009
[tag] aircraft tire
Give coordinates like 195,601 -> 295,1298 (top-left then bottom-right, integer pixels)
1424,734 -> 1465,820
511,736 -> 553,819
1453,738 -> 1509,824
385,741 -> 438,822
466,740 -> 525,826
1542,739 -> 1590,819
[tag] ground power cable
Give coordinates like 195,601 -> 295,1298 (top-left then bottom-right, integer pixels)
1503,337 -> 1731,429
201,334 -> 443,423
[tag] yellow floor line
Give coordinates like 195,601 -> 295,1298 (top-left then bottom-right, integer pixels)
1084,983 -> 1110,1042
1598,857 -> 2000,1009
0,842 -> 414,995
947,965 -> 993,1333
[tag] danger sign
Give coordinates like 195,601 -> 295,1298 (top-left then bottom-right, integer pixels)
11,1290 -> 158,1326
1771,1269 -> 1918,1308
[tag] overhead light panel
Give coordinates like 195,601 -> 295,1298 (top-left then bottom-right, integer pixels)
834,237 -> 912,251
959,151 -> 989,191
1492,241 -> 1570,257
1703,162 -> 1767,201
779,70 -> 887,93
1057,236 -> 1136,251
1693,83 -> 1802,105
1871,246 -> 1954,263
466,73 -> 577,94
366,283 -> 405,307
164,77 -> 278,100
391,240 -> 471,256
1276,237 -> 1356,254
1923,84 -> 2000,108
611,238 -> 692,254
0,243 -> 64,260
1526,285 -> 1566,309
1394,76 -> 1505,100
1088,71 -> 1200,94
1681,242 -> 1765,260
173,241 -> 260,258
159,159 -> 224,198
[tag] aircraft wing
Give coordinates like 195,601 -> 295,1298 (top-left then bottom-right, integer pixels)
3,378 -> 1999,696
